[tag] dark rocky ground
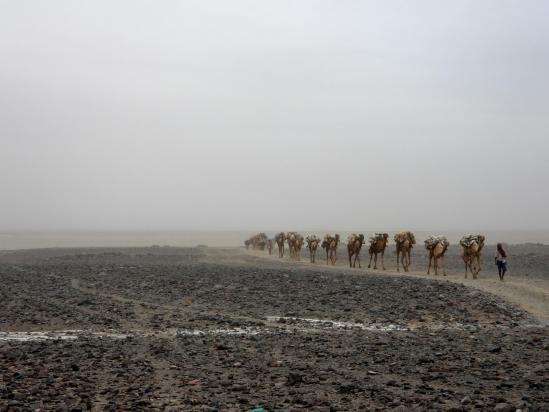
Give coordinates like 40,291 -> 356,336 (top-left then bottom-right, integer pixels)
0,247 -> 547,411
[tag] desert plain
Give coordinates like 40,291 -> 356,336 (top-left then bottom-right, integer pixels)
0,242 -> 548,411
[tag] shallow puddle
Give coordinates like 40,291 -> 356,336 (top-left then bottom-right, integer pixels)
265,316 -> 408,331
0,331 -> 80,342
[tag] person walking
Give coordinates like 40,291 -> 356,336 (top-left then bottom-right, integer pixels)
495,243 -> 508,281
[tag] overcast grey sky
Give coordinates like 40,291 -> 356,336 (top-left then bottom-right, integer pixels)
0,0 -> 548,232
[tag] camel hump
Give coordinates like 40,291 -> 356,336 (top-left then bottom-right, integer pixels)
369,232 -> 388,245
425,235 -> 449,250
395,232 -> 416,245
460,234 -> 485,248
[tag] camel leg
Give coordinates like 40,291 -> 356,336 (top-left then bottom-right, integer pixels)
326,250 -> 329,265
427,255 -> 432,275
442,255 -> 446,276
368,253 -> 373,269
471,258 -> 476,278
408,250 -> 412,268
356,253 -> 361,268
381,251 -> 386,270
396,250 -> 400,272
349,253 -> 352,268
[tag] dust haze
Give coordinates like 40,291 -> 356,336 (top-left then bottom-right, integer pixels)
1,1 -> 548,232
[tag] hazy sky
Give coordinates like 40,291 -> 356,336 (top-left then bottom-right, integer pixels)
1,1 -> 548,232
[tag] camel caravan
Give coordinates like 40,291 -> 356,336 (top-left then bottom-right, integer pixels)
245,231 -> 490,280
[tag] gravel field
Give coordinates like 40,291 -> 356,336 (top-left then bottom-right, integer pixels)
0,247 -> 547,411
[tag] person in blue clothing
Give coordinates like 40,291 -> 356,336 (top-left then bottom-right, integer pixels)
495,243 -> 508,281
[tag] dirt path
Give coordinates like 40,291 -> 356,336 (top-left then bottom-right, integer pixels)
246,249 -> 549,325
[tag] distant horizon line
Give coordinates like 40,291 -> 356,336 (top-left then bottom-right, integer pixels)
2,228 -> 549,234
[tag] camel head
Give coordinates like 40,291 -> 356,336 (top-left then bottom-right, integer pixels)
358,234 -> 365,244
335,234 -> 340,241
408,232 -> 416,244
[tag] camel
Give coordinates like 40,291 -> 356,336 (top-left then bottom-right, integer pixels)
394,232 -> 416,272
286,232 -> 304,261
425,236 -> 450,276
347,233 -> 365,268
321,234 -> 340,265
306,235 -> 321,263
294,233 -> 305,260
368,233 -> 389,270
460,234 -> 486,279
286,232 -> 297,259
252,233 -> 269,250
267,239 -> 273,256
275,232 -> 285,258
245,233 -> 268,250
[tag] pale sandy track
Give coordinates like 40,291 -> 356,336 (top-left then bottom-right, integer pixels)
246,249 -> 549,325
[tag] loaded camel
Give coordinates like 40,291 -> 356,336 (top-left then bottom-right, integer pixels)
275,232 -> 285,258
247,232 -> 268,250
368,233 -> 389,270
321,234 -> 340,265
306,235 -> 321,263
394,232 -> 416,272
425,236 -> 450,276
286,232 -> 304,261
294,233 -> 305,260
460,234 -> 486,279
347,234 -> 365,268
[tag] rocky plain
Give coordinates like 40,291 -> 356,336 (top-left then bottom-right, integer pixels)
0,246 -> 548,411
